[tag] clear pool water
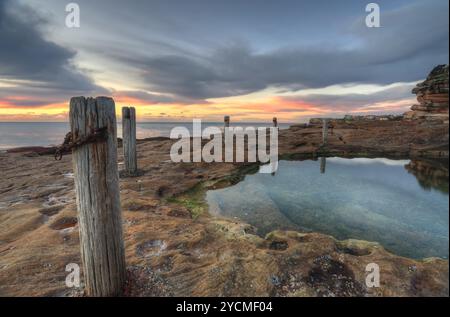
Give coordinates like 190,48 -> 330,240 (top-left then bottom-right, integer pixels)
206,158 -> 449,259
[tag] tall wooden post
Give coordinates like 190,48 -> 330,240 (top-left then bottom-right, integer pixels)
122,107 -> 137,175
70,97 -> 126,296
322,119 -> 328,145
224,115 -> 230,128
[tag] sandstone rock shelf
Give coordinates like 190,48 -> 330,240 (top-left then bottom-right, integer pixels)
404,64 -> 449,122
1,126 -> 448,296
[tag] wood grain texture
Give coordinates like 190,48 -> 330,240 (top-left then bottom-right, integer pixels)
70,97 -> 126,296
122,107 -> 137,174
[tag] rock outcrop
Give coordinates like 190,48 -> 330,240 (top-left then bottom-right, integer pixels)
404,64 -> 449,122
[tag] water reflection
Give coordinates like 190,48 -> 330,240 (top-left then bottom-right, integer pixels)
207,158 -> 449,259
318,157 -> 448,194
405,159 -> 449,194
320,157 -> 326,174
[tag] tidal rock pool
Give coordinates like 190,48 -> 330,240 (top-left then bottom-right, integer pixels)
206,158 -> 449,259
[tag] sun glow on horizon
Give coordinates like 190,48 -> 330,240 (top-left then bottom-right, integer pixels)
0,93 -> 414,123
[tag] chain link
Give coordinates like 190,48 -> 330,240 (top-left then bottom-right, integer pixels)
54,127 -> 108,160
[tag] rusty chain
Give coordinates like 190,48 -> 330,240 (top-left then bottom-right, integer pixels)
54,127 -> 108,160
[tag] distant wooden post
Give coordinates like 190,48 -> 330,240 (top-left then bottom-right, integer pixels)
70,97 -> 126,296
322,119 -> 328,145
122,107 -> 137,175
224,115 -> 230,128
273,117 -> 278,128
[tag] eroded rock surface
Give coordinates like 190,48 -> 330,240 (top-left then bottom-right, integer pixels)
0,134 -> 448,297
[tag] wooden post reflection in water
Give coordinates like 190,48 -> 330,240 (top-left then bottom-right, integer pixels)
320,157 -> 326,174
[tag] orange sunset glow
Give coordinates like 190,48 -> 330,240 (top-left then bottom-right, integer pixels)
0,93 -> 415,122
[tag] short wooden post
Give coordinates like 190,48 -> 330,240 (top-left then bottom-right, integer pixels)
273,117 -> 278,128
122,107 -> 137,175
322,119 -> 328,145
70,97 -> 126,296
224,115 -> 230,128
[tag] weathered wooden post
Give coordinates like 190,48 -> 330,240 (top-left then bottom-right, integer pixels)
70,97 -> 126,296
322,119 -> 328,145
122,107 -> 137,175
223,115 -> 232,161
224,115 -> 230,128
273,117 -> 278,128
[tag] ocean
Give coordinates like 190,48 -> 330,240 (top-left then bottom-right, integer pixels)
0,122 -> 291,150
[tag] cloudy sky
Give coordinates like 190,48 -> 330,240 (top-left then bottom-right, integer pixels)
0,0 -> 448,122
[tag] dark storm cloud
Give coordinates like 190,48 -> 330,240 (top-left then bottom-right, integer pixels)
0,0 -> 105,101
102,0 -> 448,100
1,0 -> 448,109
119,46 -> 268,100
